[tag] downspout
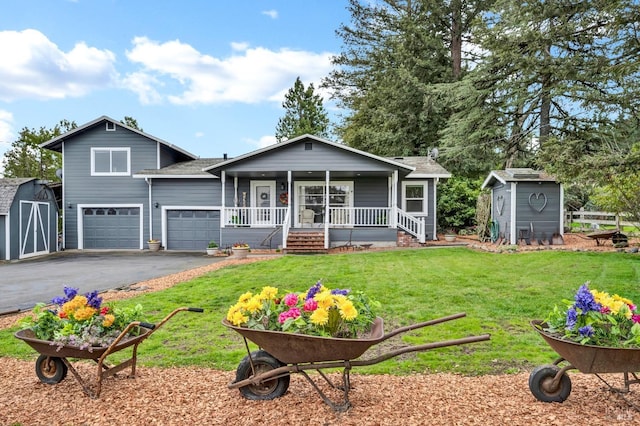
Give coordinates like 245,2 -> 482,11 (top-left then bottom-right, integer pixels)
433,178 -> 439,241
221,171 -> 226,228
391,170 -> 398,228
510,182 -> 517,244
145,178 -> 153,240
559,183 -> 564,236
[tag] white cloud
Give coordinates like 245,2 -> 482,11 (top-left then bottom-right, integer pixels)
246,135 -> 277,150
0,110 -> 14,176
195,131 -> 205,138
124,37 -> 334,106
0,29 -> 118,102
262,10 -> 278,19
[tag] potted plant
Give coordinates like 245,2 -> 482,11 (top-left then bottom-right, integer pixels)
443,230 -> 457,242
206,241 -> 218,255
232,242 -> 250,259
147,239 -> 161,251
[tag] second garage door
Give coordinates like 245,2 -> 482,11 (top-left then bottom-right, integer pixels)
167,210 -> 220,250
83,207 -> 140,249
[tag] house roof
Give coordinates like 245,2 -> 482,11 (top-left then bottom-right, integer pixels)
133,158 -> 224,179
40,115 -> 198,160
385,156 -> 452,178
481,168 -> 557,189
0,178 -> 35,215
202,134 -> 418,173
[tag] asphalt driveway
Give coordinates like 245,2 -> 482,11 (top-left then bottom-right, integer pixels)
0,251 -> 226,314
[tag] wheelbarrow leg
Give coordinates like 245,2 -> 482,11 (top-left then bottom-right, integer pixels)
299,363 -> 353,412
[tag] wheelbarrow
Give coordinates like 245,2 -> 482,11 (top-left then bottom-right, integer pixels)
15,307 -> 203,398
223,312 -> 490,411
529,320 -> 640,407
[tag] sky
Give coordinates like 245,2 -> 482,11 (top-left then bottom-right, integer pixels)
0,0 -> 352,170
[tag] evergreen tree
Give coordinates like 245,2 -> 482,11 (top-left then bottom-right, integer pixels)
275,77 -> 330,142
1,120 -> 76,180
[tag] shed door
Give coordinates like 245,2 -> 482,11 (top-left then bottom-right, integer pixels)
20,201 -> 50,259
83,207 -> 140,249
167,210 -> 220,250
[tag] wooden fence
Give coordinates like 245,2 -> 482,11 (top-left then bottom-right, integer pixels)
565,209 -> 637,230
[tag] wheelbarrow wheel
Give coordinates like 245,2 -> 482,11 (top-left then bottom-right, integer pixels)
236,350 -> 290,400
35,355 -> 68,384
528,364 -> 571,403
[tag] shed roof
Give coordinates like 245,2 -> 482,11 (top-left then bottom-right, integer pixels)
482,168 -> 557,189
0,178 -> 35,215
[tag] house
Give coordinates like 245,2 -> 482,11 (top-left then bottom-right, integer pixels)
0,178 -> 59,260
41,116 -> 451,252
482,168 -> 564,245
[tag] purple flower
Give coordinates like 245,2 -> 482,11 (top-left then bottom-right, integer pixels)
331,288 -> 350,296
574,284 -> 601,312
305,281 -> 323,301
85,290 -> 102,309
63,286 -> 79,300
578,325 -> 594,337
565,307 -> 577,330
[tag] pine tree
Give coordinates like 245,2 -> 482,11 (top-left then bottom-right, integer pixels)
275,77 -> 330,142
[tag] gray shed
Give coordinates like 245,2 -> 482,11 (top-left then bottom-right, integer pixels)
0,178 -> 59,260
482,169 -> 564,245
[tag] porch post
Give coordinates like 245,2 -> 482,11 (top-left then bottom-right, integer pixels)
391,170 -> 398,227
221,171 -> 226,228
325,170 -> 330,248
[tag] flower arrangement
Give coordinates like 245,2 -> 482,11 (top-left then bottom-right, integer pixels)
232,241 -> 250,248
19,286 -> 144,350
207,240 -> 218,248
542,282 -> 640,347
226,280 -> 380,338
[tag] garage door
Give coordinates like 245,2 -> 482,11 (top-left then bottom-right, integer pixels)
167,210 -> 220,250
83,207 -> 140,249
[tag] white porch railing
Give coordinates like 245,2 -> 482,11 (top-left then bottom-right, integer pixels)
223,207 -> 288,227
222,206 -> 426,243
327,207 -> 390,227
396,208 -> 426,243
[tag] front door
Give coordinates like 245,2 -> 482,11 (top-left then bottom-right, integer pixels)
251,181 -> 276,225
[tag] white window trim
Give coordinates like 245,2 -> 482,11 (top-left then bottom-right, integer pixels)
295,180 -> 354,227
91,147 -> 131,176
106,121 -> 116,131
401,180 -> 428,215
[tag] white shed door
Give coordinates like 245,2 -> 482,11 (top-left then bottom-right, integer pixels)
20,201 -> 50,259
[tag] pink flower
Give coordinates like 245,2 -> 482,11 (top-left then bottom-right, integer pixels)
632,314 -> 640,324
600,306 -> 611,314
303,299 -> 318,312
283,293 -> 299,307
278,307 -> 302,324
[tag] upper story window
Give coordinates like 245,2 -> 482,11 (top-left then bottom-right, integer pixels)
91,147 -> 131,176
402,181 -> 428,214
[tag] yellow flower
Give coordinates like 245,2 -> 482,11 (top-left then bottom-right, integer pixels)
338,300 -> 358,321
259,286 -> 278,301
238,291 -> 253,304
310,308 -> 329,326
245,296 -> 263,313
73,306 -> 97,321
314,290 -> 333,310
102,314 -> 115,327
231,310 -> 249,326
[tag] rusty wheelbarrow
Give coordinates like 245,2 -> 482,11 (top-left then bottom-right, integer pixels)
15,307 -> 203,398
224,312 -> 490,411
530,320 -> 640,406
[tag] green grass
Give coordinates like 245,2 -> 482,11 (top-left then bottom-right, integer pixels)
2,248 -> 639,376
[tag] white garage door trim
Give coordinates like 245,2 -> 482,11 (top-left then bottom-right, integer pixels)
19,200 -> 50,259
77,203 -> 144,249
161,205 -> 220,250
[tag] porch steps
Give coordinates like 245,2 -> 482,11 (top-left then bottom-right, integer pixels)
285,231 -> 328,254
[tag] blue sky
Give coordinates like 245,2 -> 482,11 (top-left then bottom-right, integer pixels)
0,0 -> 351,170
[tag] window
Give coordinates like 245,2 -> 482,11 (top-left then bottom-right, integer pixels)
91,148 -> 130,176
402,181 -> 428,214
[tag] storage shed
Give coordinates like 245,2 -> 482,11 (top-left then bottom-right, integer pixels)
0,178 -> 59,260
482,169 -> 564,245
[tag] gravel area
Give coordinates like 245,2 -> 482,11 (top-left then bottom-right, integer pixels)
2,242 -> 640,425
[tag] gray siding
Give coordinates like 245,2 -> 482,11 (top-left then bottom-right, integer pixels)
0,216 -> 6,260
63,125 -> 157,248
227,142 -> 397,173
492,183 -> 511,238
515,182 -> 561,240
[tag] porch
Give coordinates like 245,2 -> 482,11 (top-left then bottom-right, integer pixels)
221,206 -> 427,249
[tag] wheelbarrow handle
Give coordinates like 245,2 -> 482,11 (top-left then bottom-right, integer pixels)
188,307 -> 204,313
139,322 -> 156,330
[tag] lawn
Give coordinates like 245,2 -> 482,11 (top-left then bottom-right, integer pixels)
1,247 -> 639,376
